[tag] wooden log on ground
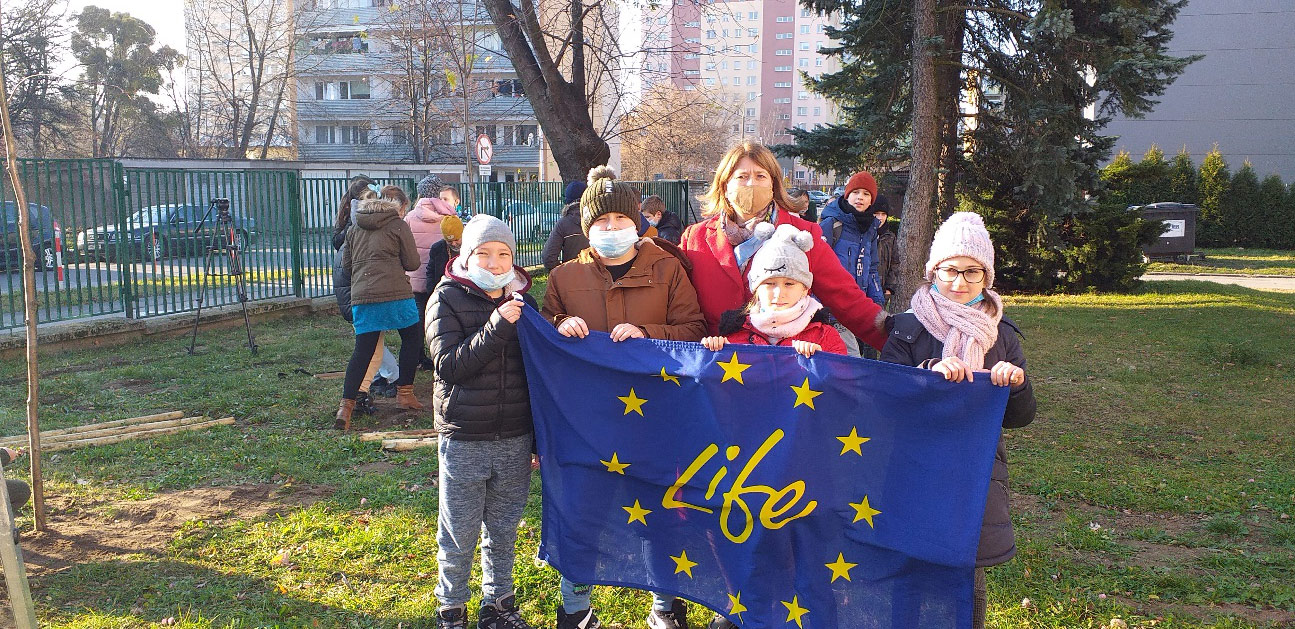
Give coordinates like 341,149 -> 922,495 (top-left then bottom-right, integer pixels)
44,417 -> 236,452
0,411 -> 184,447
0,415 -> 209,448
312,371 -> 345,380
358,429 -> 440,442
381,437 -> 439,451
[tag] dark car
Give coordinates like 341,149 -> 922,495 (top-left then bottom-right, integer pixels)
1,201 -> 61,271
505,201 -> 563,242
76,203 -> 257,262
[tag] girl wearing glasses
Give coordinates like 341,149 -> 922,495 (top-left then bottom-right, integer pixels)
880,211 -> 1037,629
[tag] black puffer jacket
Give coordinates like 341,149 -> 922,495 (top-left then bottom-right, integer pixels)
541,202 -> 589,271
881,312 -> 1037,567
428,262 -> 537,440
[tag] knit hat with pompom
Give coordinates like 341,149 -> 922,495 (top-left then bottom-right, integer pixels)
747,223 -> 816,291
925,211 -> 996,289
580,165 -> 641,235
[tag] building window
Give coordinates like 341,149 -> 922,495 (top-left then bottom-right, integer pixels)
800,25 -> 810,34
745,124 -> 756,133
797,107 -> 807,115
800,42 -> 810,50
744,76 -> 754,85
748,44 -> 758,52
800,8 -> 811,17
314,125 -> 335,143
816,58 -> 824,67
773,97 -> 791,104
798,58 -> 809,67
795,170 -> 806,180
706,30 -> 716,39
391,126 -> 409,145
747,60 -> 756,69
745,107 -> 756,116
776,49 -> 791,55
798,91 -> 809,100
748,11 -> 758,19
813,107 -> 821,116
774,65 -> 791,71
747,28 -> 758,36
776,16 -> 792,23
778,113 -> 791,120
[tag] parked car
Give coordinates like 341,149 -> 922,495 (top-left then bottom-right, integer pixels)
830,186 -> 845,198
75,203 -> 257,262
807,190 -> 830,205
504,201 -> 564,242
0,201 -> 61,271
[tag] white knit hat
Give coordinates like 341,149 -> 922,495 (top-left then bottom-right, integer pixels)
747,224 -> 815,291
925,212 -> 995,289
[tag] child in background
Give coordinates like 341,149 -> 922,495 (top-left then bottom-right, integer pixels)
880,212 -> 1036,629
407,174 -> 459,370
424,214 -> 464,294
427,215 -> 539,629
702,223 -> 847,358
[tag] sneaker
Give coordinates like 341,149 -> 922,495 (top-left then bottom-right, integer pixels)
478,594 -> 535,629
557,607 -> 602,629
436,605 -> 468,629
708,613 -> 739,629
646,599 -> 689,629
355,392 -> 377,415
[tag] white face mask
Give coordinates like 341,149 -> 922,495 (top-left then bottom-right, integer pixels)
589,227 -> 639,259
466,262 -> 515,292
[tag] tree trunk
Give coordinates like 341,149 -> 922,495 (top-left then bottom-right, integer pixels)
936,5 -> 965,219
894,0 -> 941,308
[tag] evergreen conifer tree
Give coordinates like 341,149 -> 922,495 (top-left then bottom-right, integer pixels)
1255,174 -> 1287,248
1225,163 -> 1261,247
1168,148 -> 1199,205
1197,147 -> 1231,246
1136,146 -> 1173,204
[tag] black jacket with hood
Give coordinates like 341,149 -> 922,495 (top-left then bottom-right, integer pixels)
541,202 -> 590,271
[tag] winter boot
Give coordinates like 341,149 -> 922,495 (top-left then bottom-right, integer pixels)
436,604 -> 468,629
334,398 -> 356,431
646,599 -> 689,629
355,391 -> 377,415
557,607 -> 602,629
478,594 -> 534,629
396,385 -> 424,410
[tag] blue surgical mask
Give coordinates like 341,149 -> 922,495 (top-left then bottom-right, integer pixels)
589,227 -> 639,259
646,217 -> 660,227
466,262 -> 515,292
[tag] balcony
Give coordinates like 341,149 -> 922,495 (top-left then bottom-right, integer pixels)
297,98 -> 405,121
430,94 -> 535,120
298,143 -> 417,162
297,52 -> 400,76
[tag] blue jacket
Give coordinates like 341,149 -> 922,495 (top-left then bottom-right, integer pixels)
819,198 -> 885,305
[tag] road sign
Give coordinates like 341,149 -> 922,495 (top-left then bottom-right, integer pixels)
479,164 -> 492,178
476,134 -> 493,165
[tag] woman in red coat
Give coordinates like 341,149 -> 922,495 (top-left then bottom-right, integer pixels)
680,142 -> 888,351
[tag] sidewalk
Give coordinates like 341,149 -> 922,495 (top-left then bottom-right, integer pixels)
1142,272 -> 1295,291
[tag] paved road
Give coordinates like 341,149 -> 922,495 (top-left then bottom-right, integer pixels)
1142,273 -> 1295,291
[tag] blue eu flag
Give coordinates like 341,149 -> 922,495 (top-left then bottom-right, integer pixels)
518,308 -> 1009,629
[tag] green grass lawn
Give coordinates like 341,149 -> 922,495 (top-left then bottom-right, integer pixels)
0,280 -> 1291,627
1147,248 -> 1295,276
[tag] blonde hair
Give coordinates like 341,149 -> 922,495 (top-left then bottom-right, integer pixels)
702,141 -> 796,218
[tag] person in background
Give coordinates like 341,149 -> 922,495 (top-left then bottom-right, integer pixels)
640,195 -> 683,244
818,170 -> 885,356
333,180 -> 387,414
439,186 -> 465,217
872,196 -> 902,304
880,211 -> 1036,629
425,215 -> 464,293
408,174 -> 459,370
542,180 -> 589,271
785,187 -> 814,222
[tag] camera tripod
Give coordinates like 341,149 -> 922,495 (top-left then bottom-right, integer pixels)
187,198 -> 257,355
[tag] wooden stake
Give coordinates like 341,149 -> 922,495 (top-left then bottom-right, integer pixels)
312,371 -> 345,380
0,8 -> 46,532
381,437 -> 440,451
44,417 -> 236,452
0,464 -> 37,628
0,415 -> 211,448
358,429 -> 440,442
0,411 -> 184,447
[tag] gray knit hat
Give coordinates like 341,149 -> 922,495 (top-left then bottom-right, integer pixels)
747,224 -> 815,291
417,174 -> 446,199
580,165 -> 641,235
460,214 -> 516,256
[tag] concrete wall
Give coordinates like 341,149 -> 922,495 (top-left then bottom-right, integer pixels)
1103,0 -> 1295,179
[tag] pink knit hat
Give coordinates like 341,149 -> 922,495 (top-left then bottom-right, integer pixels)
925,212 -> 995,289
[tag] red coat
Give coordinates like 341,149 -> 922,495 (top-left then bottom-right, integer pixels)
680,209 -> 888,350
724,319 -> 848,355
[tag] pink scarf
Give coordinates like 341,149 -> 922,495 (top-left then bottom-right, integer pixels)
749,296 -> 822,344
910,285 -> 1003,368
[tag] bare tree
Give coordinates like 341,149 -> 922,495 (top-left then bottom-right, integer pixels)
0,0 -> 75,158
620,84 -> 734,180
185,0 -> 300,158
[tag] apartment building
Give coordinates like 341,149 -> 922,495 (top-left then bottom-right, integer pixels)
293,0 -> 543,179
641,0 -> 842,184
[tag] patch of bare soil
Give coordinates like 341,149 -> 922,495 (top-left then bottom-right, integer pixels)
1108,594 -> 1295,627
331,379 -> 437,433
18,483 -> 332,577
103,378 -> 160,394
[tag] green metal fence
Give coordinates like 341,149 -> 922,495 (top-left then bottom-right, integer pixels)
1,158 -> 691,331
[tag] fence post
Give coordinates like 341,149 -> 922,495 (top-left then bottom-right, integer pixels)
287,171 -> 305,298
112,162 -> 134,318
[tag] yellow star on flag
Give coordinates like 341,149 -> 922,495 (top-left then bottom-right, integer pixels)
836,427 -> 871,456
600,453 -> 630,474
658,367 -> 681,386
623,500 -> 651,525
717,352 -> 751,384
670,549 -> 698,578
782,595 -> 809,627
825,552 -> 858,583
618,388 -> 648,416
850,495 -> 881,528
790,378 -> 823,409
727,592 -> 747,623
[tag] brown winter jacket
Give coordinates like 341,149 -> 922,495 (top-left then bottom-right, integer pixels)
542,238 -> 707,341
342,198 -> 421,305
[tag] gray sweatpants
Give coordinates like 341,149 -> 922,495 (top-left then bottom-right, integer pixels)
435,434 -> 533,607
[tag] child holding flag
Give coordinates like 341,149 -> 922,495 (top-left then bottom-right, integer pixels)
880,211 -> 1037,629
701,223 -> 847,358
427,215 -> 540,629
542,165 -> 706,629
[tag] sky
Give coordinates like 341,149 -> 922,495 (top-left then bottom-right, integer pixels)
61,0 -> 188,90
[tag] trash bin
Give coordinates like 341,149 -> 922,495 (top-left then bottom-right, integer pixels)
1135,202 -> 1199,260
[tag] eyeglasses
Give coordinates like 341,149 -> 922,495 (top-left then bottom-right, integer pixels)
934,267 -> 985,284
